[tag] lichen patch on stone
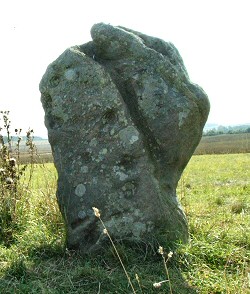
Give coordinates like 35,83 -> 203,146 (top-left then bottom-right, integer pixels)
75,184 -> 86,197
119,126 -> 140,146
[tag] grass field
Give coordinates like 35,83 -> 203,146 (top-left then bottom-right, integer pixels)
15,133 -> 250,163
195,133 -> 250,155
0,153 -> 249,293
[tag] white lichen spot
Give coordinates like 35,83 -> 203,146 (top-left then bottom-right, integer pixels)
178,109 -> 190,128
80,165 -> 89,173
51,95 -> 68,121
78,210 -> 87,219
113,166 -> 119,172
110,128 -> 115,136
64,69 -> 77,81
116,171 -> 129,181
91,155 -> 98,162
92,177 -> 98,184
132,222 -> 147,238
119,126 -> 140,145
98,149 -> 107,161
100,148 -> 108,155
118,115 -> 128,125
129,135 -> 139,144
75,184 -> 86,197
134,209 -> 143,217
89,138 -> 97,147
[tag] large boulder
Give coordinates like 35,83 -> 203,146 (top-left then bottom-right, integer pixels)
40,23 -> 209,253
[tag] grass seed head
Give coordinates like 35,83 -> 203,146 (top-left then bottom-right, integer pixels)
168,251 -> 173,258
92,207 -> 101,218
9,157 -> 17,167
158,246 -> 164,255
135,273 -> 140,281
153,282 -> 162,288
5,177 -> 14,185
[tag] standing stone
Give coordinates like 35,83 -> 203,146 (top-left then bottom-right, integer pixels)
40,23 -> 209,253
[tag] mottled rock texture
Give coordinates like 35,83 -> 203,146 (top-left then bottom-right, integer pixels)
40,23 -> 210,253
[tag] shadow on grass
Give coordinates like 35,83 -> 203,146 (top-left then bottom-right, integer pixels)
0,243 -> 198,294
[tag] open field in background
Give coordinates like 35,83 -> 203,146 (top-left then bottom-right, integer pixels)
0,152 -> 249,293
16,133 -> 250,163
195,133 -> 250,155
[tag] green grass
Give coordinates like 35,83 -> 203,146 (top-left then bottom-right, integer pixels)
178,153 -> 250,292
0,154 -> 249,293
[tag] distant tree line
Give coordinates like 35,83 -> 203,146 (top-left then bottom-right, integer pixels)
203,125 -> 250,136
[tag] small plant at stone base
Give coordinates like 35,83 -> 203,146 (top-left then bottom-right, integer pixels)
153,246 -> 173,293
92,207 -> 137,294
0,110 -> 36,245
92,207 -> 176,293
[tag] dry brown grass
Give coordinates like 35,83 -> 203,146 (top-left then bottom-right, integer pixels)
195,133 -> 250,155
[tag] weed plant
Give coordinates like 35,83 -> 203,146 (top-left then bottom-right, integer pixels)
0,111 -> 36,245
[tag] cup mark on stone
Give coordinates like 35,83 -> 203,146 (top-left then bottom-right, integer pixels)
75,183 -> 86,197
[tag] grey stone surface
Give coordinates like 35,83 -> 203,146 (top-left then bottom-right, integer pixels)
40,23 -> 210,253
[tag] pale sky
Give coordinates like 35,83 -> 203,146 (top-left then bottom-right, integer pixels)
0,0 -> 249,138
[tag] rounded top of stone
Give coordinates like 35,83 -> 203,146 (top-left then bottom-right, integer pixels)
90,22 -> 145,60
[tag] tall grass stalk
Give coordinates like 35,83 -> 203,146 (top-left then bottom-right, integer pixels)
92,207 -> 137,294
154,246 -> 173,293
135,273 -> 144,293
